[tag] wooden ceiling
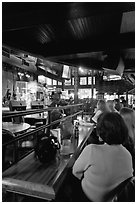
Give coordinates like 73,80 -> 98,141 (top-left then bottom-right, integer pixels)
2,2 -> 135,84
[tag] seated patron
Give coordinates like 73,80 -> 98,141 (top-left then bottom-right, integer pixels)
91,99 -> 109,123
106,100 -> 119,113
120,107 -> 135,172
114,98 -> 122,112
72,112 -> 133,201
120,107 -> 135,143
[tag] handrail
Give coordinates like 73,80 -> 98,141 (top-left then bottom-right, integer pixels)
2,103 -> 83,118
2,103 -> 84,169
2,110 -> 83,147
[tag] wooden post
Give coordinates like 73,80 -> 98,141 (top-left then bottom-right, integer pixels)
74,67 -> 79,104
91,70 -> 94,98
62,80 -> 64,91
126,90 -> 128,107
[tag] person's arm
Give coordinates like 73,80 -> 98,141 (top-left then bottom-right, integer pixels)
92,110 -> 102,123
72,144 -> 93,180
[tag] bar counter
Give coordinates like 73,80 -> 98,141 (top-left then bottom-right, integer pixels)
2,124 -> 94,201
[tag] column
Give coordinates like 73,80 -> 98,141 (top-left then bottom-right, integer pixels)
126,90 -> 128,107
91,70 -> 94,98
62,80 -> 65,91
74,67 -> 79,104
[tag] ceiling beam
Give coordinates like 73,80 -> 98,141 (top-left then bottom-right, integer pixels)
41,33 -> 135,57
3,2 -> 134,31
49,58 -> 103,70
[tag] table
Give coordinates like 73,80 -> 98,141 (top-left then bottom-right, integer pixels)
2,107 -> 10,111
2,124 -> 94,201
2,122 -> 30,135
24,114 -> 47,125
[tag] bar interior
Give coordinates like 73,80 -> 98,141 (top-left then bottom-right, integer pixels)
2,2 -> 135,202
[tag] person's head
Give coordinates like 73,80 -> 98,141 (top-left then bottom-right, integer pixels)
52,92 -> 60,101
114,98 -> 122,111
120,107 -> 135,141
106,100 -> 115,112
97,99 -> 109,112
114,98 -> 120,104
96,112 -> 128,145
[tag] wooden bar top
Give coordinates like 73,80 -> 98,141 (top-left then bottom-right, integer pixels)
2,124 -> 94,201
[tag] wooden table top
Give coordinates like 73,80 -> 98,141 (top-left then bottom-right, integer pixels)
2,124 -> 94,201
2,122 -> 30,135
2,107 -> 10,111
24,114 -> 47,119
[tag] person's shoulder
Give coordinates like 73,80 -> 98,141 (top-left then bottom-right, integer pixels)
85,143 -> 101,151
114,108 -> 119,113
85,144 -> 106,157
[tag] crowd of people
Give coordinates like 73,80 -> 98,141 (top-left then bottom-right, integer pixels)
71,98 -> 135,201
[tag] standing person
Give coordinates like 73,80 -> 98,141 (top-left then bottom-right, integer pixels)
91,99 -> 109,123
72,112 -> 133,202
106,100 -> 119,113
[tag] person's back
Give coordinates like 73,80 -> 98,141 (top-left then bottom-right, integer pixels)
73,112 -> 133,201
78,144 -> 133,201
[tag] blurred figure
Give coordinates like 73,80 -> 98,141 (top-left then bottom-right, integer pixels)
50,109 -> 63,129
106,100 -> 118,113
49,92 -> 60,107
120,107 -> 135,142
2,89 -> 11,106
72,112 -> 133,201
114,98 -> 122,112
91,99 -> 109,123
120,107 -> 135,172
120,96 -> 127,107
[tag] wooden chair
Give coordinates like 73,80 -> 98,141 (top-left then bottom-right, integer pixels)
111,177 -> 135,202
105,176 -> 135,202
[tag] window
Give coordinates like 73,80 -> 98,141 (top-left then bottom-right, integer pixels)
53,80 -> 57,85
65,79 -> 71,85
47,78 -> 52,85
80,77 -> 87,85
93,77 -> 96,85
88,77 -> 92,85
72,77 -> 74,85
58,81 -> 62,85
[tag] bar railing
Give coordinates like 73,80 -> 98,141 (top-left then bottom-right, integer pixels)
2,104 -> 84,168
2,110 -> 83,147
2,103 -> 83,119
